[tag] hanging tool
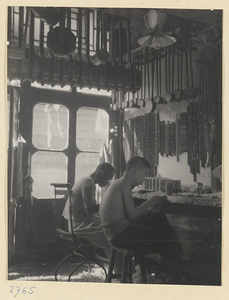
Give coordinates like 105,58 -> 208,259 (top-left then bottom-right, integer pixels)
174,41 -> 182,102
145,48 -> 156,113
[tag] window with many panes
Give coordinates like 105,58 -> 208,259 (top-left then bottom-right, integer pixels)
31,102 -> 109,198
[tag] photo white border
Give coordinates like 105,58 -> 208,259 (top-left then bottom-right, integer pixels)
1,1 -> 228,299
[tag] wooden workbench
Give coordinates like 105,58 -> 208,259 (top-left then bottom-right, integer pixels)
132,190 -> 222,253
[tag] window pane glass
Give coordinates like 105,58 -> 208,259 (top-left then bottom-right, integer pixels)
31,152 -> 67,198
76,107 -> 108,151
32,103 -> 68,150
75,152 -> 100,181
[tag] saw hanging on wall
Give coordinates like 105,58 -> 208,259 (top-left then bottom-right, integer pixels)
137,10 -> 176,49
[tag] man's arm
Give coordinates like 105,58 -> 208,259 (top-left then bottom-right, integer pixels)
122,186 -> 166,220
82,183 -> 96,215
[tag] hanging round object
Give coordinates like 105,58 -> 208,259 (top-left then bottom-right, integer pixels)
31,7 -> 60,26
47,27 -> 76,56
145,100 -> 156,113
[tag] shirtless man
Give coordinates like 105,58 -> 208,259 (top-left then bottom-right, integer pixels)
99,156 -> 184,261
63,162 -> 115,259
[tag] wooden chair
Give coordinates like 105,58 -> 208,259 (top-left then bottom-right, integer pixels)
51,183 -> 108,282
106,245 -> 149,284
104,227 -> 168,284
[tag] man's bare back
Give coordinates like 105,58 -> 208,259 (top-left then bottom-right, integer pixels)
99,177 -> 131,225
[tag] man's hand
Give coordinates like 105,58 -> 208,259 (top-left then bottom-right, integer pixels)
147,196 -> 171,212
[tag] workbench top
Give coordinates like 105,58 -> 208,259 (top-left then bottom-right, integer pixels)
132,189 -> 222,253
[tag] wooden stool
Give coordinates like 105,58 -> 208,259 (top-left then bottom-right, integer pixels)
106,248 -> 147,283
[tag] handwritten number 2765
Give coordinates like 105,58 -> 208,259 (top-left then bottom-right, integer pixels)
10,286 -> 36,297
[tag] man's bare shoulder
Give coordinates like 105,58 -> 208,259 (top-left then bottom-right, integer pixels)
72,176 -> 93,191
112,177 -> 132,190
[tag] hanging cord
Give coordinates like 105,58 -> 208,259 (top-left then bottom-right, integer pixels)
147,47 -> 150,100
177,42 -> 180,91
172,45 -> 175,96
180,37 -> 183,95
159,49 -> 161,97
185,37 -> 190,100
168,46 -> 171,93
151,49 -> 155,100
189,47 -> 194,89
165,47 -> 168,93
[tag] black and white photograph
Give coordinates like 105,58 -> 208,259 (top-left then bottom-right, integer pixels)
5,3 -> 224,295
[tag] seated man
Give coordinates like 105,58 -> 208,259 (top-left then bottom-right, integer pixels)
62,162 -> 115,260
99,156 -> 186,262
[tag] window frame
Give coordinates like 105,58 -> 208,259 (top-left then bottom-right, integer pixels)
20,85 -> 111,199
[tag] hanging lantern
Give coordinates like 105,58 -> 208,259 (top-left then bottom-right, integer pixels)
144,9 -> 158,31
138,34 -> 176,49
140,10 -> 167,36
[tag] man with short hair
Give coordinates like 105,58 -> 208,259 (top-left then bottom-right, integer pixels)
100,156 -> 186,262
63,162 -> 115,259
